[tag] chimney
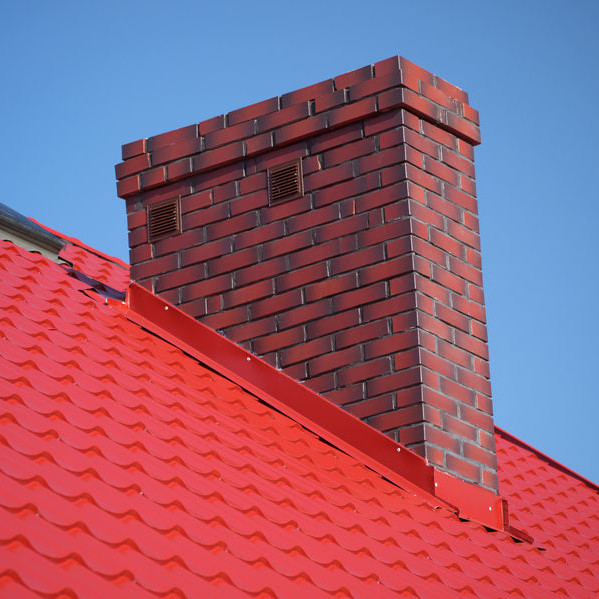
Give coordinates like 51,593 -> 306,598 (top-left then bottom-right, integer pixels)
116,56 -> 497,492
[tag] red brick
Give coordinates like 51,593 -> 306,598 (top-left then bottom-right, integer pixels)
239,172 -> 267,196
226,316 -> 275,343
453,330 -> 488,361
147,124 -> 198,151
122,138 -> 146,161
382,163 -> 443,195
473,358 -> 490,378
314,173 -> 380,208
335,319 -> 389,349
304,273 -> 356,303
449,256 -> 482,286
323,138 -> 376,167
228,272 -> 276,307
369,403 -> 426,433
287,204 -> 338,235
445,454 -> 480,484
456,367 -> 491,396
204,120 -> 254,150
262,230 -> 312,261
306,309 -> 360,340
280,79 -> 334,107
181,190 -> 211,214
275,262 -> 328,293
191,163 -> 245,194
334,65 -> 373,90
309,346 -> 361,377
432,265 -> 467,295
338,358 -> 390,387
253,327 -> 303,355
181,272 -> 233,303
422,121 -> 456,150
444,111 -> 481,145
290,238 -> 355,270
155,263 -> 205,293
281,337 -> 331,367
191,142 -> 244,173
423,156 -> 459,187
333,282 -> 386,312
205,212 -> 258,242
411,237 -> 446,267
345,395 -> 394,419
181,204 -> 225,232
437,339 -> 471,369
363,110 -> 407,137
420,350 -> 455,380
236,257 -> 286,288
458,139 -> 475,161
363,293 -> 416,322
385,127 -> 439,159
150,137 -> 203,167
427,193 -> 462,224
329,96 -> 378,128
117,175 -> 141,198
129,244 -> 152,264
304,162 -> 354,193
199,114 -> 225,135
261,196 -> 311,224
422,388 -> 458,416
365,330 -> 419,360
441,147 -> 475,178
416,312 -> 452,343
228,96 -> 279,126
349,71 -> 403,101
451,294 -> 485,323
115,153 -> 150,180
309,123 -> 363,153
249,289 -> 301,320
283,361 -> 308,381
196,306 -> 247,331
386,236 -> 416,259
391,310 -> 418,332
245,132 -> 274,156
463,442 -> 496,470
367,368 -> 425,397
230,191 -> 267,216
315,213 -> 369,244
206,248 -> 258,277
278,299 -> 330,331
314,88 -> 346,113
331,245 -> 385,276
233,221 -> 285,251
358,257 -> 413,289
274,113 -> 328,146
212,181 -> 238,204
420,81 -> 457,111
257,102 -> 310,132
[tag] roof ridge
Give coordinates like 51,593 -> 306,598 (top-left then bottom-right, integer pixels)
28,217 -> 130,271
495,426 -> 599,493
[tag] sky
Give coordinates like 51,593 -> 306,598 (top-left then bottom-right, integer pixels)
2,1 -> 598,483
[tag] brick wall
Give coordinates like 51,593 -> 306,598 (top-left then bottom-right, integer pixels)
116,56 -> 498,491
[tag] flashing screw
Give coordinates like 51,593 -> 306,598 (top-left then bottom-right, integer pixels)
489,506 -> 492,511
164,306 -> 169,311
396,447 -> 401,453
246,357 -> 251,362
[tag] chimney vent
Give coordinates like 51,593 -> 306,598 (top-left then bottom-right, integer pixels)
147,199 -> 180,241
268,160 -> 303,203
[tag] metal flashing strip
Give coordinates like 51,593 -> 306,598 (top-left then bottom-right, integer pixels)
122,282 -> 529,539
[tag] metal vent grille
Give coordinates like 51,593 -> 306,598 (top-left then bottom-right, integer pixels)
147,199 -> 181,242
268,160 -> 303,203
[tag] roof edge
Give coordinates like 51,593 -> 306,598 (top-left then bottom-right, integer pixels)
120,282 -> 529,537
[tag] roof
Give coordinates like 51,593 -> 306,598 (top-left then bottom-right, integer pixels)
1,228 -> 598,598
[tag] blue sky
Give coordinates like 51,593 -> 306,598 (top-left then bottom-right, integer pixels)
2,1 -> 598,482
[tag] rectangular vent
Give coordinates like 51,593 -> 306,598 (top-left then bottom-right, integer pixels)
147,199 -> 181,242
268,159 -> 303,203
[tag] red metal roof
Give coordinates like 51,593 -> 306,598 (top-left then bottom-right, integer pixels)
1,234 -> 598,598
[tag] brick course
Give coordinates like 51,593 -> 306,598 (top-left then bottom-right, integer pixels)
117,56 -> 497,491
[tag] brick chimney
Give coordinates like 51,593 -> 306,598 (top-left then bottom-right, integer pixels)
116,56 -> 497,492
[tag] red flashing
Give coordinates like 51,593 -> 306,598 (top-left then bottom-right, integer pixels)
123,282 -> 528,538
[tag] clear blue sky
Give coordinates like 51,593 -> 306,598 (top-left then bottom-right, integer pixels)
2,1 -> 598,482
